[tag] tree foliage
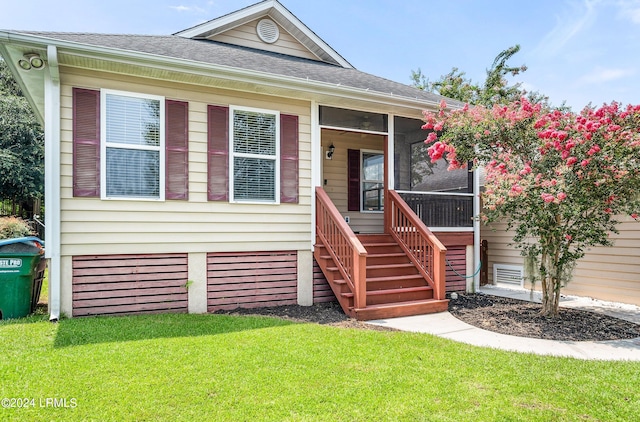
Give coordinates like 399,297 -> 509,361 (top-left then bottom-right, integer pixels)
0,58 -> 44,204
412,45 -> 544,107
423,98 -> 640,316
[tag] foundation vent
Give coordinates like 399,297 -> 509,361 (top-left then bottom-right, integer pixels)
493,264 -> 524,287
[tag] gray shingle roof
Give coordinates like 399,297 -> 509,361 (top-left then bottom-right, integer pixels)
19,31 -> 460,106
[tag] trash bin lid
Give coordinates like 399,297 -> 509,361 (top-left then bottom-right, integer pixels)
0,237 -> 44,254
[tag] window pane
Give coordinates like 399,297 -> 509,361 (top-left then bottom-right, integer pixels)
363,182 -> 384,211
233,110 -> 276,155
106,94 -> 160,146
233,157 -> 275,201
363,153 -> 383,181
106,148 -> 160,198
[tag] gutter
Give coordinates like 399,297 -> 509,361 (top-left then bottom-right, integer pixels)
43,44 -> 61,321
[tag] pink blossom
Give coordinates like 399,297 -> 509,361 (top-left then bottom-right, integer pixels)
541,193 -> 555,203
587,145 -> 601,156
566,157 -> 578,166
425,132 -> 438,143
565,234 -> 572,241
632,213 -> 639,220
580,159 -> 590,167
557,192 -> 567,201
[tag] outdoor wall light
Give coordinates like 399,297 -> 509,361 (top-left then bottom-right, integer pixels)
326,143 -> 335,160
18,53 -> 45,71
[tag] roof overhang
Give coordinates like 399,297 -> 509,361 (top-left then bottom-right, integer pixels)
0,31 -> 444,124
174,0 -> 353,69
0,34 -> 49,123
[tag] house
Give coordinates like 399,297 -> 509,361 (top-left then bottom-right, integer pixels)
0,0 -> 481,321
482,219 -> 640,306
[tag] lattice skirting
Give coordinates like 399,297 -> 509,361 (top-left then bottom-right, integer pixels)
207,251 -> 298,311
72,253 -> 189,317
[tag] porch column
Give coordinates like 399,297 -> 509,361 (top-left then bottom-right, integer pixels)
44,45 -> 61,321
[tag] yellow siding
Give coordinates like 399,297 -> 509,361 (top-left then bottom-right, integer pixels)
481,218 -> 640,306
59,68 -> 312,256
210,20 -> 319,61
321,129 -> 384,234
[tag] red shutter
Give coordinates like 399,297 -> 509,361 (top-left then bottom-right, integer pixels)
348,149 -> 360,211
280,114 -> 299,203
72,88 -> 100,197
207,105 -> 229,201
165,100 -> 189,200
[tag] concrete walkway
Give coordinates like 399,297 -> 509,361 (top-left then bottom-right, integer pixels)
366,286 -> 640,361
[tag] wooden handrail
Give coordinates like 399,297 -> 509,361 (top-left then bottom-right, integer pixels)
386,190 -> 447,300
315,187 -> 367,309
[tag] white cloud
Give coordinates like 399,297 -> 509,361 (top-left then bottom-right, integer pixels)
170,5 -> 206,14
579,66 -> 635,83
534,0 -> 601,57
616,0 -> 640,23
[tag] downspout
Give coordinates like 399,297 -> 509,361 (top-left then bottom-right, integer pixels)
472,167 -> 481,292
44,45 -> 61,321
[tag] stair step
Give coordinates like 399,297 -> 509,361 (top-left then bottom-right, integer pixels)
326,263 -> 414,272
341,285 -> 432,299
368,263 -> 415,270
368,252 -> 406,257
333,273 -> 425,286
319,253 -> 409,266
358,242 -> 397,248
351,299 -> 449,320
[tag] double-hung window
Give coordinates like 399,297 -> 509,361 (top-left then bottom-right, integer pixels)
230,106 -> 280,203
101,90 -> 165,200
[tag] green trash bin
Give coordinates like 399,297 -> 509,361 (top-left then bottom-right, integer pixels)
0,237 -> 45,320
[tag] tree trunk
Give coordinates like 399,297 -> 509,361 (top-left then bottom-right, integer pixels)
539,253 -> 560,317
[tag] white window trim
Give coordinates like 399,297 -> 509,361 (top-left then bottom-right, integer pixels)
100,89 -> 165,201
361,149 -> 384,213
229,105 -> 281,204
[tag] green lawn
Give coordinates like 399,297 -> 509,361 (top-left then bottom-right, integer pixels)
1,313 -> 639,421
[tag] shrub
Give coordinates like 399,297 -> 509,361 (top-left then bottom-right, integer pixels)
0,216 -> 34,240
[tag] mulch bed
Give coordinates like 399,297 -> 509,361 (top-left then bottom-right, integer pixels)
448,293 -> 640,341
214,294 -> 640,341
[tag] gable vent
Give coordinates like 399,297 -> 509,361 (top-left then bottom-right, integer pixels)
493,264 -> 524,287
256,18 -> 280,44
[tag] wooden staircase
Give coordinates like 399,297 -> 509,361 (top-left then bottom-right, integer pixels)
315,187 -> 449,321
315,233 -> 449,320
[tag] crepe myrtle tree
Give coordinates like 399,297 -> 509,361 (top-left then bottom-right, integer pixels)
423,98 -> 640,316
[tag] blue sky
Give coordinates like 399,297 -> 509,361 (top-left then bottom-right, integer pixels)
1,0 -> 639,111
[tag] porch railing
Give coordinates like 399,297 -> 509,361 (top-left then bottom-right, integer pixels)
315,187 -> 367,308
396,191 -> 473,228
386,190 -> 447,300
